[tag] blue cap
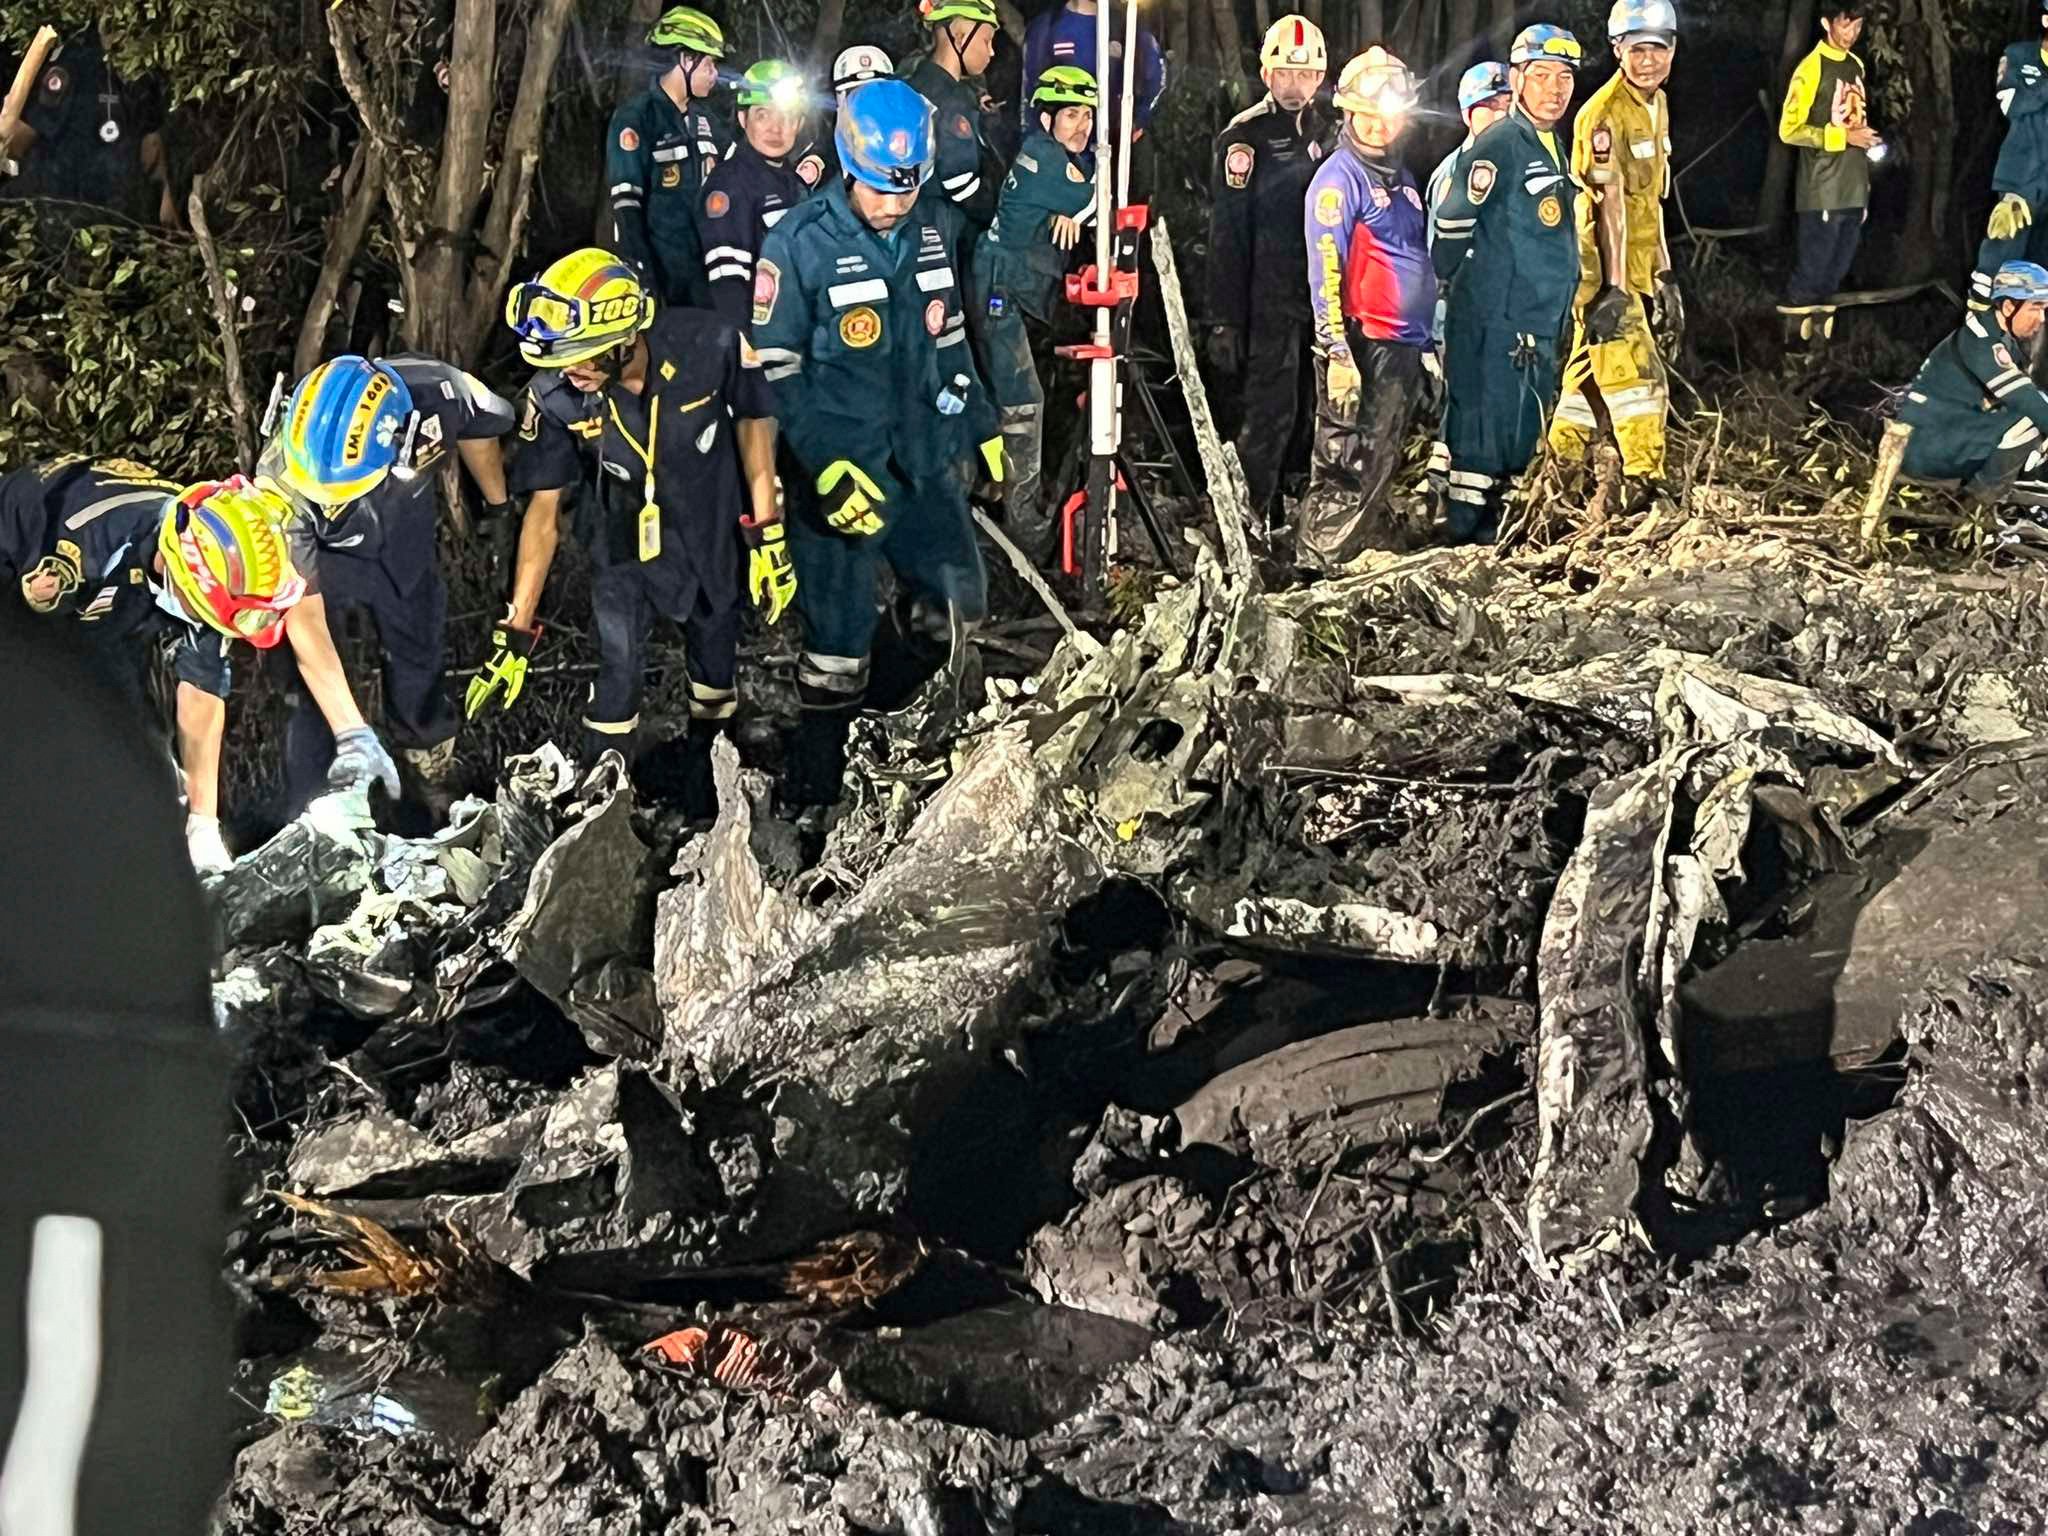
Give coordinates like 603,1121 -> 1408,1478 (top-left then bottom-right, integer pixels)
1457,60 -> 1510,117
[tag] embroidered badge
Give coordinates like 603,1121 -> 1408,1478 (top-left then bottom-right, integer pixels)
1224,143 -> 1254,190
705,190 -> 730,217
1314,186 -> 1344,227
661,164 -> 681,188
925,298 -> 946,336
1537,194 -> 1562,227
839,305 -> 882,348
1468,159 -> 1496,203
954,113 -> 973,139
619,126 -> 640,152
42,68 -> 65,95
797,155 -> 824,186
752,260 -> 780,326
1591,125 -> 1612,163
1997,343 -> 2017,370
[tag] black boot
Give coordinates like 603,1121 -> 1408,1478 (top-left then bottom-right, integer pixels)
635,718 -> 722,821
784,706 -> 855,811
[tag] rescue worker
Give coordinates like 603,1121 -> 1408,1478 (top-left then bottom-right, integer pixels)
0,459 -> 305,871
1896,262 -> 2048,503
1548,0 -> 1680,501
969,65 -> 1099,556
1970,1 -> 2048,309
1432,24 -> 1584,544
902,0 -> 1006,269
753,78 -> 1004,811
607,6 -> 731,306
0,23 -> 175,227
699,60 -> 814,331
1776,2 -> 1879,356
792,45 -> 897,189
480,250 -> 785,816
1298,47 -> 1433,569
1207,15 -> 1334,525
1021,0 -> 1168,172
260,353 -> 517,815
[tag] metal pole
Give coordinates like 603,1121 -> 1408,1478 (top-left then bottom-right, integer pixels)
1084,0 -> 1119,588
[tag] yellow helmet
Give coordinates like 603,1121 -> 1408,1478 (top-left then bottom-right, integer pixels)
156,477 -> 307,648
1260,16 -> 1328,73
1332,46 -> 1417,116
503,249 -> 656,368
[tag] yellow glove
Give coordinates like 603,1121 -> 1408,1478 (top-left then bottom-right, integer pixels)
464,611 -> 541,719
979,436 -> 1006,484
817,460 -> 886,536
1325,352 -> 1362,410
1991,193 -> 2034,241
748,520 -> 798,623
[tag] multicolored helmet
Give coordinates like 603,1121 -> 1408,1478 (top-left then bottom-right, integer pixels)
1510,24 -> 1584,67
504,249 -> 657,368
1259,15 -> 1328,73
832,44 -> 894,92
277,356 -> 414,509
647,6 -> 726,56
156,477 -> 306,648
1332,46 -> 1416,116
1031,65 -> 1098,110
737,59 -> 808,113
1457,60 -> 1511,118
1991,260 -> 2048,303
835,77 -> 936,192
1608,0 -> 1677,45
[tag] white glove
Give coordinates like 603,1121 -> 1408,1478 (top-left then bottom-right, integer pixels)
186,813 -> 233,875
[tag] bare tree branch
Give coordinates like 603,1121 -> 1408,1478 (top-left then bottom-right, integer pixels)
296,141 -> 387,378
188,173 -> 256,473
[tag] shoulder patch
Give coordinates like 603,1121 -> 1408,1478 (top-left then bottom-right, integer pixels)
1016,152 -> 1039,174
519,389 -> 542,442
953,113 -> 973,139
1467,159 -> 1496,203
796,154 -> 824,187
1313,185 -> 1343,227
705,190 -> 730,218
752,260 -> 781,327
1224,142 -> 1254,190
619,125 -> 640,153
1996,343 -> 2017,371
1591,125 -> 1612,163
41,67 -> 65,96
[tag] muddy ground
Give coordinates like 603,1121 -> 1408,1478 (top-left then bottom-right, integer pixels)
208,511 -> 2048,1535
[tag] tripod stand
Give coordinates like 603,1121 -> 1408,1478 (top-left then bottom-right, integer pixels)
1049,342 -> 1194,583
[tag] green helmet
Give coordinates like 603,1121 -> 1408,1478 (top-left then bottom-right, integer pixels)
919,0 -> 999,27
737,59 -> 807,110
648,6 -> 727,56
1031,64 -> 1097,109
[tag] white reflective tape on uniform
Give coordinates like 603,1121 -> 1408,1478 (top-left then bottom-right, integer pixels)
1609,395 -> 1667,421
0,1216 -> 104,1536
1448,485 -> 1491,505
1552,396 -> 1600,426
704,244 -> 752,265
611,182 -> 638,195
935,329 -> 966,347
1425,441 -> 1450,473
1448,470 -> 1495,489
949,176 -> 982,201
64,488 -> 171,530
706,263 -> 752,283
2000,417 -> 2043,449
1966,314 -> 1992,340
915,267 -> 955,292
582,713 -> 641,734
762,207 -> 790,227
1992,373 -> 2030,397
798,651 -> 868,695
941,171 -> 976,190
652,146 -> 689,163
827,279 -> 889,307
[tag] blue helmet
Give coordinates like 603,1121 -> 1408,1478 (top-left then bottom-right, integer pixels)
1456,61 -> 1510,118
1991,261 -> 2048,303
277,356 -> 414,508
1510,24 -> 1583,67
835,77 -> 936,192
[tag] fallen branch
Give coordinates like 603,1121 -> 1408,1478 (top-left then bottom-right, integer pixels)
188,174 -> 257,473
972,504 -> 1091,647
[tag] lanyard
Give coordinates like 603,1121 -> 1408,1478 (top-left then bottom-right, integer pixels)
605,391 -> 662,561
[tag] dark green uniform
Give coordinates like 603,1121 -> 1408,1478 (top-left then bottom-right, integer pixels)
753,179 -> 995,803
900,53 -> 1002,263
1898,311 -> 2048,500
968,127 -> 1095,550
1973,43 -> 2048,306
1431,110 -> 1581,540
606,83 -> 729,306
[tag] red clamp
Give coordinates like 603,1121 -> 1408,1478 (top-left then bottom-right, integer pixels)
1060,467 -> 1130,576
1054,342 -> 1115,361
1065,265 -> 1141,308
1117,203 -> 1151,232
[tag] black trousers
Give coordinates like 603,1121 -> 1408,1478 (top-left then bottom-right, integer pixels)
1299,334 -> 1426,569
1235,314 -> 1316,515
1787,207 -> 1865,308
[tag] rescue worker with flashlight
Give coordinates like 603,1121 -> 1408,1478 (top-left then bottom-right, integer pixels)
700,61 -> 816,331
479,249 -> 785,819
1776,2 -> 1878,356
1298,47 -> 1433,569
608,6 -> 732,307
969,65 -> 1099,557
1548,0 -> 1680,507
1971,1 -> 2048,309
1895,261 -> 2048,504
753,78 -> 1003,812
260,354 -> 517,816
1,459 -> 306,871
902,0 -> 1004,263
1207,15 -> 1334,527
1433,25 -> 1584,544
792,46 -> 898,190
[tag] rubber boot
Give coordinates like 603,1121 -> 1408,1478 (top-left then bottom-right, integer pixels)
636,719 -> 722,821
784,706 -> 855,811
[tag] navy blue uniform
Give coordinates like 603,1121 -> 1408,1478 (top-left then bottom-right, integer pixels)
696,139 -> 810,331
1973,43 -> 2048,306
1898,312 -> 2048,499
1432,112 -> 1581,540
900,54 -> 1003,270
969,127 -> 1096,551
607,83 -> 730,306
754,180 -> 994,802
0,457 -> 230,706
511,307 -> 773,746
0,40 -> 165,225
263,356 -> 514,808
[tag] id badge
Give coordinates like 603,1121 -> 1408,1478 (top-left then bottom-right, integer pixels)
637,502 -> 661,562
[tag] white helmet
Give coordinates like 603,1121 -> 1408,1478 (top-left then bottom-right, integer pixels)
1608,0 -> 1678,45
832,43 -> 894,93
1259,15 -> 1328,74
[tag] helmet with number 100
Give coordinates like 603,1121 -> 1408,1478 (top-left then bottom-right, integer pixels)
836,77 -> 936,192
504,249 -> 656,369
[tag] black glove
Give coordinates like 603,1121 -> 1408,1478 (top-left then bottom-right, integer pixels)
1584,284 -> 1635,346
477,498 -> 518,584
1207,324 -> 1244,376
1510,332 -> 1545,369
1651,272 -> 1685,353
